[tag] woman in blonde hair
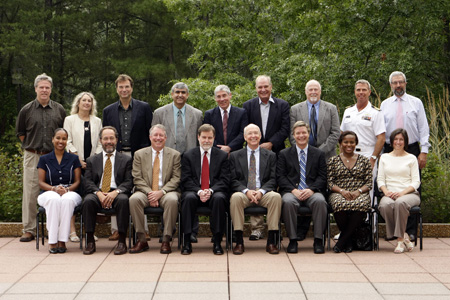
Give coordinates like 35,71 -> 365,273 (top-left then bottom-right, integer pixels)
63,92 -> 102,241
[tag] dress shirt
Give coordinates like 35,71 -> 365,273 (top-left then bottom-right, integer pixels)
99,150 -> 117,190
199,147 -> 212,193
242,146 -> 266,195
152,148 -> 164,189
173,103 -> 186,128
259,96 -> 275,137
118,100 -> 133,148
296,144 -> 309,188
380,93 -> 430,153
220,105 -> 231,121
306,100 -> 321,124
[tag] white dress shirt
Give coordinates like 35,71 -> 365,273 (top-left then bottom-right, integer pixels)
259,96 -> 275,137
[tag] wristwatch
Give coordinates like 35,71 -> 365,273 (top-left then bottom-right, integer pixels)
115,189 -> 122,194
370,155 -> 377,160
162,189 -> 167,195
358,188 -> 363,194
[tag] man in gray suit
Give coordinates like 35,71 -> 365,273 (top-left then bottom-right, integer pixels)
152,82 -> 203,242
152,82 -> 203,153
289,79 -> 340,240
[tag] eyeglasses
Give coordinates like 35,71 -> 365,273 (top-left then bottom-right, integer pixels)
391,81 -> 406,85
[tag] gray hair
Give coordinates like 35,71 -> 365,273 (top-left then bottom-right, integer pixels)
171,82 -> 189,93
305,79 -> 321,91
255,75 -> 272,86
389,71 -> 407,84
214,85 -> 231,96
70,92 -> 98,116
355,79 -> 371,91
149,124 -> 167,137
34,73 -> 53,88
244,124 -> 261,136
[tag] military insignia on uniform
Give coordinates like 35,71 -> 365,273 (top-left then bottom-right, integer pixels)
362,115 -> 371,121
345,115 -> 350,118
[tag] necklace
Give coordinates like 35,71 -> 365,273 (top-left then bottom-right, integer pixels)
341,153 -> 354,163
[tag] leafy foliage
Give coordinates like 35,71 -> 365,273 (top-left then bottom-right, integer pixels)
0,146 -> 23,222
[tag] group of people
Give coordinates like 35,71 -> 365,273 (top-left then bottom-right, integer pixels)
15,71 -> 429,256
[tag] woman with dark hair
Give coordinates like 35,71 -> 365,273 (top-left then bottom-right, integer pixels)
37,128 -> 82,253
377,128 -> 420,253
327,131 -> 372,253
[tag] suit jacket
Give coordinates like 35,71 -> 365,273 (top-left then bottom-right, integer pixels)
181,147 -> 230,194
132,146 -> 181,194
289,100 -> 340,160
229,147 -> 277,193
243,96 -> 290,153
203,105 -> 248,152
84,151 -> 133,195
102,98 -> 153,155
64,114 -> 102,160
152,103 -> 203,153
277,145 -> 327,195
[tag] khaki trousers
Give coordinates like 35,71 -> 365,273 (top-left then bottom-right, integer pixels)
230,191 -> 281,231
22,150 -> 42,233
129,191 -> 180,239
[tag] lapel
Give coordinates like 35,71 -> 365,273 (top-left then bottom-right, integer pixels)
300,102 -> 309,122
238,148 -> 249,182
266,99 -> 277,136
227,106 -> 237,136
194,148 -> 202,182
289,146 -> 300,175
252,99 -> 263,128
213,107 -> 224,140
317,100 -> 325,132
184,104 -> 194,134
47,151 -> 59,170
305,147 -> 315,178
146,148 -> 154,184
114,152 -> 122,180
259,148 -> 268,180
162,147 -> 171,184
130,99 -> 139,131
93,153 -> 104,183
166,104 -> 176,140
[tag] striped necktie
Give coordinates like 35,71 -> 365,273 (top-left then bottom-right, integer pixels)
298,150 -> 307,190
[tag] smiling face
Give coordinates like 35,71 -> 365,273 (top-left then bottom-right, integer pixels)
150,127 -> 167,151
52,130 -> 68,151
35,80 -> 52,104
393,133 -> 405,151
305,82 -> 321,104
340,134 -> 357,155
255,77 -> 272,103
171,88 -> 189,109
354,83 -> 371,105
78,94 -> 93,114
244,125 -> 261,150
390,75 -> 407,97
293,126 -> 310,149
101,129 -> 117,154
198,130 -> 215,151
215,90 -> 231,110
116,80 -> 133,102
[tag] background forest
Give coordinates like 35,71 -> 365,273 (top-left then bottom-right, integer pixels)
1,0 -> 449,222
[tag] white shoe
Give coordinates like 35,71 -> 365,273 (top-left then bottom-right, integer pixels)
69,232 -> 80,242
249,230 -> 264,240
333,233 -> 340,241
94,235 -> 98,242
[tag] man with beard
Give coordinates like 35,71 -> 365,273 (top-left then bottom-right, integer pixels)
380,71 -> 430,242
180,124 -> 230,255
82,126 -> 133,255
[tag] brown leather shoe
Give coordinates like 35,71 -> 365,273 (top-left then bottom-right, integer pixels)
114,242 -> 127,255
83,242 -> 96,255
20,232 -> 35,242
233,244 -> 245,255
160,241 -> 172,254
266,244 -> 279,255
109,231 -> 119,241
146,233 -> 151,241
129,240 -> 149,254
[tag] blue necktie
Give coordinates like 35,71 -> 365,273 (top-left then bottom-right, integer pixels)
298,149 -> 307,190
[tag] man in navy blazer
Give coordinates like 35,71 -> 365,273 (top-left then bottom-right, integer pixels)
180,124 -> 230,255
203,85 -> 248,153
102,74 -> 153,156
277,121 -> 328,254
242,75 -> 290,240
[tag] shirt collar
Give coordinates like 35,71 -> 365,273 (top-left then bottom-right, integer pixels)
152,147 -> 164,156
173,103 -> 186,115
219,105 -> 231,114
200,147 -> 211,156
307,99 -> 321,108
103,150 -> 116,157
34,99 -> 53,108
258,96 -> 275,105
246,146 -> 260,154
296,144 -> 308,156
119,99 -> 133,109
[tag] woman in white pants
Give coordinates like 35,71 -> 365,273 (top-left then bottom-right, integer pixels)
377,128 -> 420,253
37,128 -> 82,253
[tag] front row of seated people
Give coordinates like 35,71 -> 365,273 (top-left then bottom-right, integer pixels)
37,122 -> 420,255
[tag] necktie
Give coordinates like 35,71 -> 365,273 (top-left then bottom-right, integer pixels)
176,110 -> 186,153
201,151 -> 210,190
298,150 -> 307,190
101,154 -> 112,193
223,110 -> 228,145
396,98 -> 404,129
309,105 -> 317,146
152,151 -> 160,191
248,150 -> 256,190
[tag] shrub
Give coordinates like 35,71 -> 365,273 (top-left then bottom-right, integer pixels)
0,145 -> 23,222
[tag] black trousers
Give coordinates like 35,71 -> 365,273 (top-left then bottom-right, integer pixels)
384,142 -> 421,236
181,191 -> 227,236
82,193 -> 130,234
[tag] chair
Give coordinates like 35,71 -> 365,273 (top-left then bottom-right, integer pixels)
298,205 -> 332,250
80,208 -> 132,248
129,206 -> 181,247
36,205 -> 83,250
179,206 -> 230,250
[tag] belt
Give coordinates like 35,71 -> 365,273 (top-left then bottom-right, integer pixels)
26,149 -> 50,155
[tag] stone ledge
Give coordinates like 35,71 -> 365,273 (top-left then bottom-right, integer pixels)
1,222 -> 450,238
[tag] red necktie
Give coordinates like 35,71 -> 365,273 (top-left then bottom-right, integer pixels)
201,151 -> 210,190
223,110 -> 228,145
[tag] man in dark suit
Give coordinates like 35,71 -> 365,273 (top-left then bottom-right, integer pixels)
277,121 -> 328,254
82,126 -> 133,255
203,84 -> 248,154
229,124 -> 282,255
242,75 -> 290,241
102,74 -> 153,240
180,124 -> 230,255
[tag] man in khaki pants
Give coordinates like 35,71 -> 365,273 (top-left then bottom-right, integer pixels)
229,124 -> 282,255
129,124 -> 181,254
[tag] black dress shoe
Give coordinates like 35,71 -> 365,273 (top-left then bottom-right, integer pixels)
213,243 -> 224,255
343,245 -> 353,253
181,243 -> 192,255
57,247 -> 67,253
313,239 -> 325,254
333,245 -> 342,253
83,242 -> 96,255
190,233 -> 198,243
49,247 -> 58,254
114,242 -> 127,255
287,240 -> 298,253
